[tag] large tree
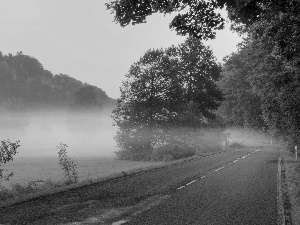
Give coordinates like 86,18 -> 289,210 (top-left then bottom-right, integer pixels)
220,37 -> 300,144
113,37 -> 222,160
218,42 -> 264,129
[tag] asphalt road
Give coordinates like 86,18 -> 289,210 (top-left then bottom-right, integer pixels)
0,147 -> 279,224
123,147 -> 279,225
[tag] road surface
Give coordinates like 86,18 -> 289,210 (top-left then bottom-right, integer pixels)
0,146 -> 279,224
122,147 -> 279,225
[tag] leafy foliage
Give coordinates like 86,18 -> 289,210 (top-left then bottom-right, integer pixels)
113,37 -> 223,160
218,44 -> 265,129
0,140 -> 20,183
57,143 -> 78,185
219,36 -> 300,144
106,0 -> 293,40
106,0 -> 225,39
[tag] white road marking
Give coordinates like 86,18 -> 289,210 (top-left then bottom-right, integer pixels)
177,186 -> 185,190
186,180 -> 196,186
112,219 -> 128,225
176,150 -> 260,192
214,167 -> 225,172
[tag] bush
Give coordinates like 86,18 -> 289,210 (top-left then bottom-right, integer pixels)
229,141 -> 245,149
57,143 -> 78,185
152,144 -> 195,161
0,140 -> 20,183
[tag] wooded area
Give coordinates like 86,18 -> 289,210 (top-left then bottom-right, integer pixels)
107,0 -> 300,160
0,51 -> 115,112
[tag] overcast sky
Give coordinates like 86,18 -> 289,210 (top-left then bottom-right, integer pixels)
0,0 -> 242,99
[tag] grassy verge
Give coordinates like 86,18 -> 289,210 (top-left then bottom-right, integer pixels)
0,145 -> 236,209
281,147 -> 300,224
0,147 -> 249,224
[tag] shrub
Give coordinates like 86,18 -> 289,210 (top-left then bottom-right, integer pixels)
57,143 -> 78,185
0,140 -> 20,183
229,141 -> 245,149
152,144 -> 195,161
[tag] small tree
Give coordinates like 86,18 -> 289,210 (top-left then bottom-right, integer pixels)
0,140 -> 20,182
57,143 -> 78,185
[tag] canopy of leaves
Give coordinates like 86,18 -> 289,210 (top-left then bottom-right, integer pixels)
106,0 -> 300,66
218,44 -> 264,129
106,0 -> 226,39
220,37 -> 300,144
113,37 -> 223,160
113,37 -> 222,128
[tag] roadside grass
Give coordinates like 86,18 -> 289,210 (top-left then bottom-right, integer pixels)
228,141 -> 245,149
0,146 -> 254,224
281,147 -> 300,224
0,131 -> 246,209
0,143 -> 240,208
0,157 -> 165,207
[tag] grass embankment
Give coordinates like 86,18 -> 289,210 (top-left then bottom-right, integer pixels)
0,158 -> 165,206
281,147 -> 300,224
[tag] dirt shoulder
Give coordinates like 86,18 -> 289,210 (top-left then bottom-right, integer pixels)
281,147 -> 300,224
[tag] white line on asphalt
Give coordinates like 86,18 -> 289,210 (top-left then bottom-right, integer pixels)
214,167 -> 225,172
177,180 -> 197,190
200,176 -> 205,179
241,156 -> 246,159
233,160 -> 238,163
186,180 -> 196,186
177,186 -> 185,190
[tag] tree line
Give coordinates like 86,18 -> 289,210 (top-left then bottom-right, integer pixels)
0,51 -> 115,113
108,0 -> 300,160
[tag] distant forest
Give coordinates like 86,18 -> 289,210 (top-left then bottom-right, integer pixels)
0,51 -> 116,112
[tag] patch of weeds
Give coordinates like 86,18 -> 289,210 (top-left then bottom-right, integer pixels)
229,141 -> 245,149
57,143 -> 78,185
151,144 -> 195,161
0,179 -> 65,202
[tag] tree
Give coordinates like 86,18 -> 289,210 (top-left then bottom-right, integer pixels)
113,37 -> 222,160
0,52 -> 115,110
105,1 -> 287,38
69,85 -> 101,111
106,0 -> 226,39
106,0 -> 300,65
219,37 -> 300,144
218,44 -> 265,129
173,37 -> 223,123
244,40 -> 300,143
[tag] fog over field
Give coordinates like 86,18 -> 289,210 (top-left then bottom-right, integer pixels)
0,110 -> 118,158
